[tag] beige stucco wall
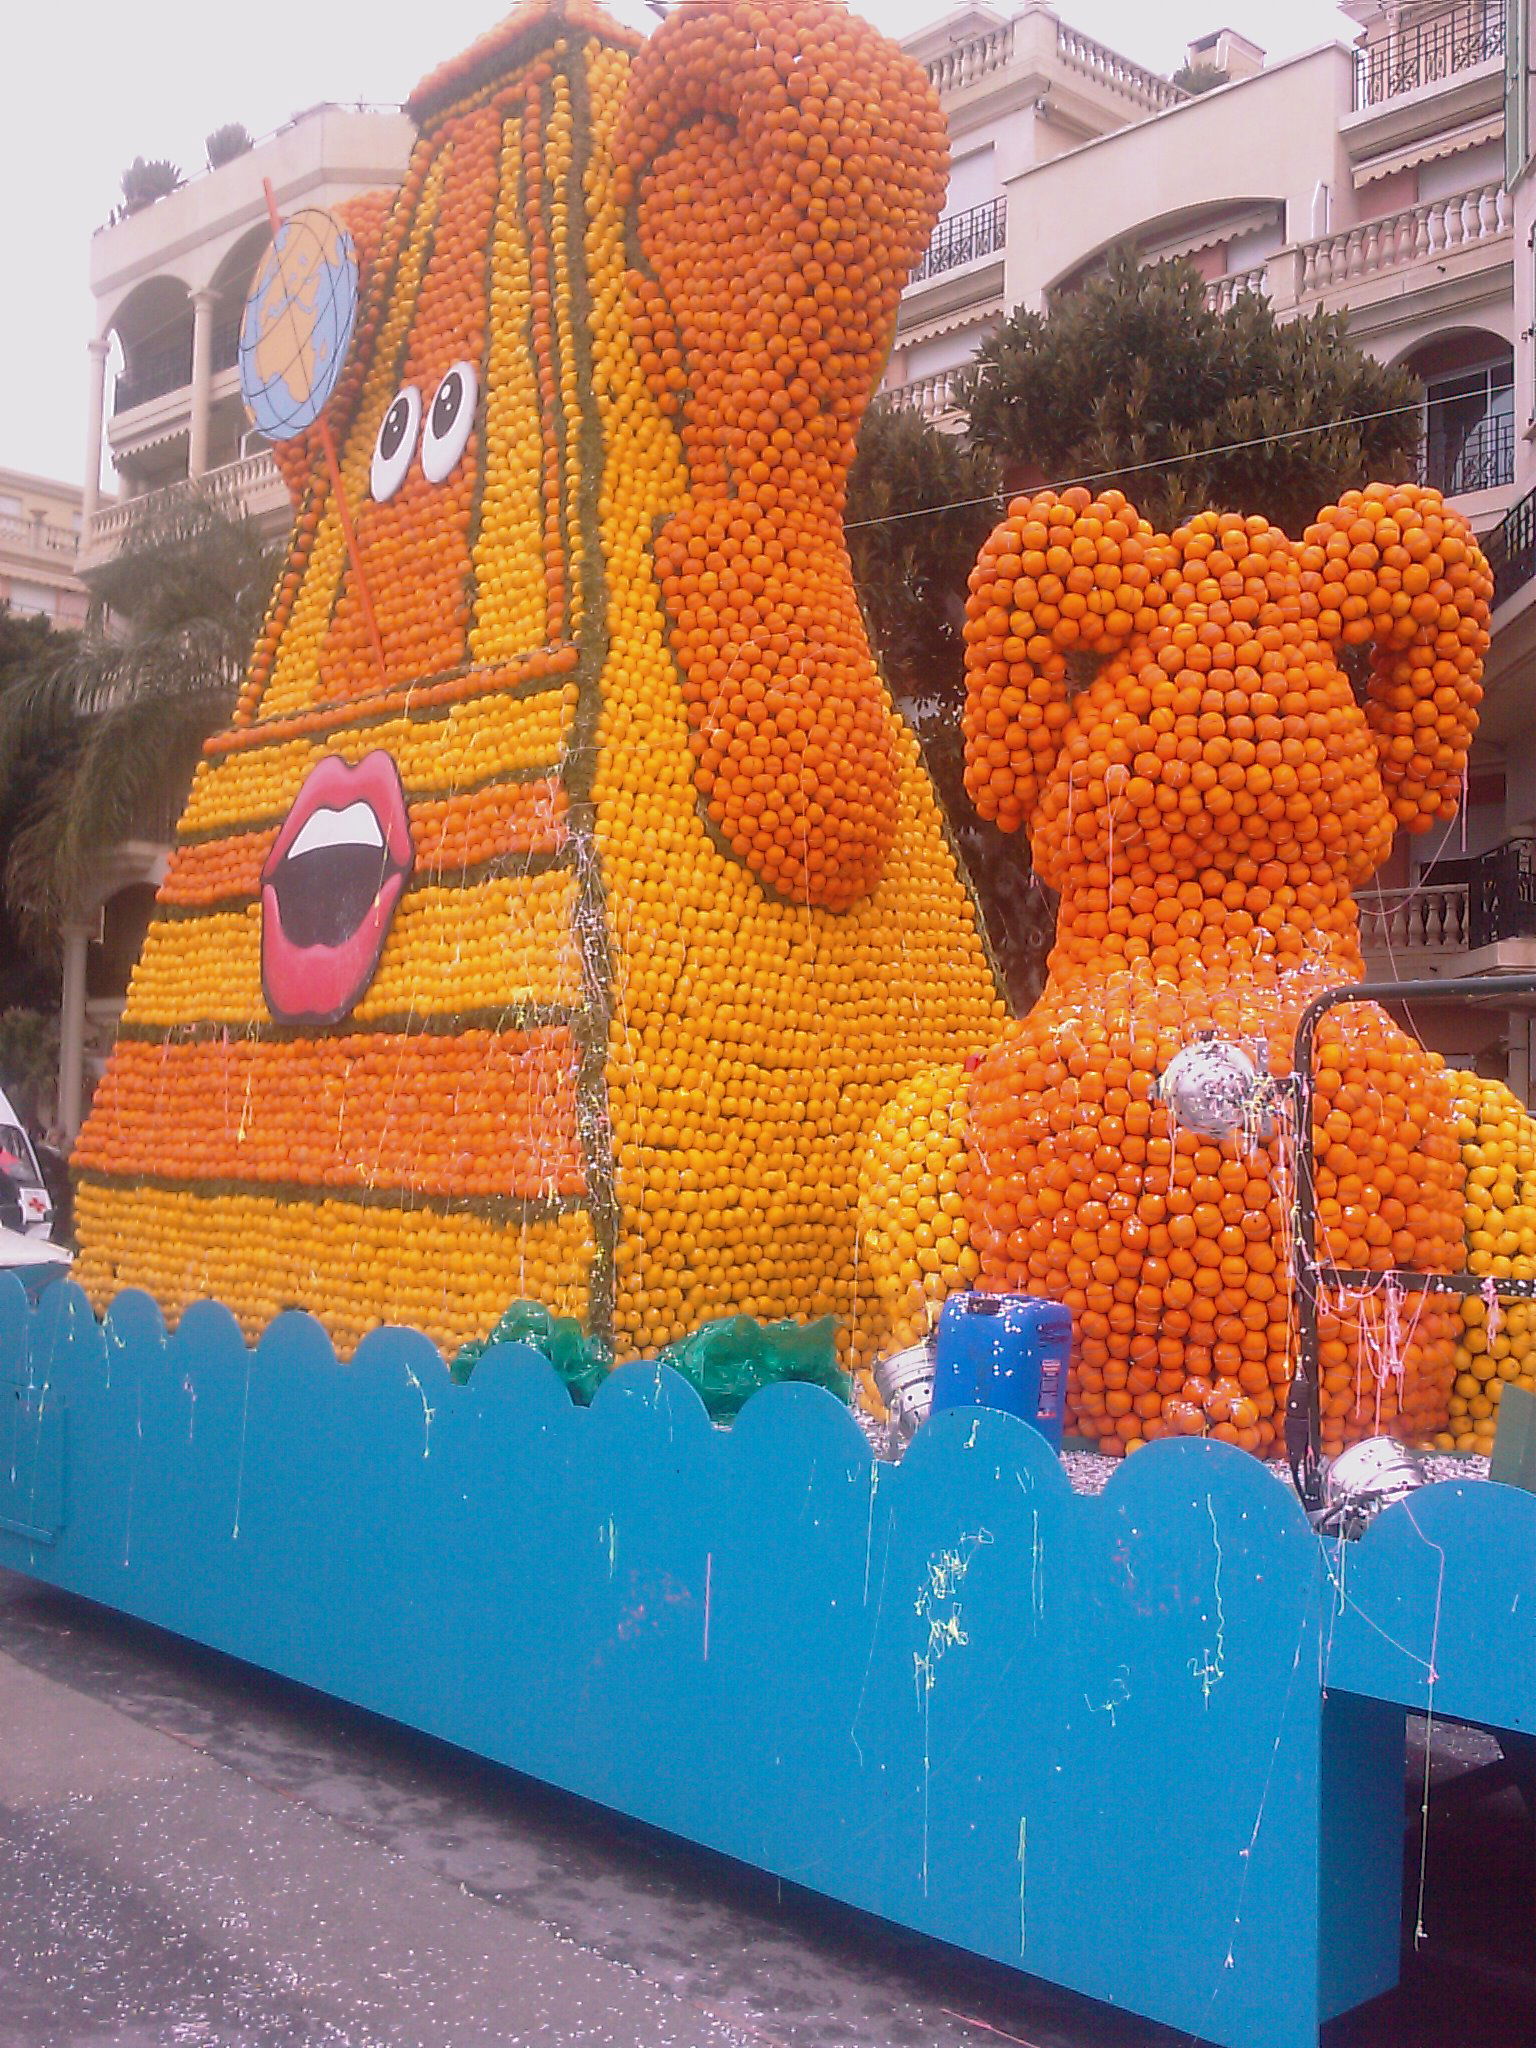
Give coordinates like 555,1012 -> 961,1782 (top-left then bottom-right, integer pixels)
1002,44 -> 1357,311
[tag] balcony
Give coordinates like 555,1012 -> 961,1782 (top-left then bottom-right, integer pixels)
1052,23 -> 1186,112
1353,0 -> 1506,111
1357,843 -> 1536,978
1423,409 -> 1514,498
112,315 -> 243,419
0,514 -> 77,560
881,368 -> 966,425
1486,484 -> 1536,610
1471,838 -> 1536,948
920,15 -> 1184,115
910,198 -> 1007,286
113,337 -> 193,415
79,450 -> 291,571
1358,880 -> 1470,962
1296,180 -> 1509,295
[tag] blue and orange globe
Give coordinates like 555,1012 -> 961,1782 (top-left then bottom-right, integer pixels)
239,208 -> 359,441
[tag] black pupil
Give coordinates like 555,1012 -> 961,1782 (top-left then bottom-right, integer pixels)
432,373 -> 464,439
380,397 -> 410,461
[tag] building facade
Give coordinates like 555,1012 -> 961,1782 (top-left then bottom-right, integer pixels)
890,0 -> 1536,1093
56,104 -> 415,1135
81,102 -> 415,570
0,468 -> 87,628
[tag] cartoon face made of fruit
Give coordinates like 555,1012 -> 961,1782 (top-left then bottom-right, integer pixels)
861,483 -> 1494,1459
73,0 -> 1006,1369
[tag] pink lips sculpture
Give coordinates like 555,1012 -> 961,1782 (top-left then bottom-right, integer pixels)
259,751 -> 413,1028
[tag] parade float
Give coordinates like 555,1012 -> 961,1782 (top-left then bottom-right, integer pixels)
3,5 -> 1534,2046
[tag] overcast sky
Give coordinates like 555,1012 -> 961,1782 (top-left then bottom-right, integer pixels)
2,0 -> 1358,491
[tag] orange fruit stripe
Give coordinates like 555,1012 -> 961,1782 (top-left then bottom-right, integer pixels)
75,1027 -> 584,1202
161,776 -> 570,907
317,102 -> 505,701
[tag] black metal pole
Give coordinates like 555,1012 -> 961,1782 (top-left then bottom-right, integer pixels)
1285,972 -> 1536,1508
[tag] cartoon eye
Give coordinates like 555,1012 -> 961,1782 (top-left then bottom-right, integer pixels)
421,362 -> 478,483
370,386 -> 421,501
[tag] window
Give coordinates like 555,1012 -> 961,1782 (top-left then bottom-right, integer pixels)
3,580 -> 58,617
0,493 -> 21,519
0,1124 -> 43,1189
1424,358 -> 1514,494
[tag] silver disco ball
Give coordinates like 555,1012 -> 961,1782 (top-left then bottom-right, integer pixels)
1316,1436 -> 1428,1539
1156,1039 -> 1267,1140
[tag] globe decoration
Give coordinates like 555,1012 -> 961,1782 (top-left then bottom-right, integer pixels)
239,207 -> 359,440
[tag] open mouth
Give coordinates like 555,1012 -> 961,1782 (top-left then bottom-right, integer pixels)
260,751 -> 413,1027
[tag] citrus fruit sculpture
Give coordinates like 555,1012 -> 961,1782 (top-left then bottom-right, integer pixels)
862,482 -> 1501,1459
71,0 -> 1006,1369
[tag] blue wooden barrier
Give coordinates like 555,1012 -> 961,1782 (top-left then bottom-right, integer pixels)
1,1274 -> 1532,2048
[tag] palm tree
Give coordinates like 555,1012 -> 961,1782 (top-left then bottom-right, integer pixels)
0,493 -> 280,947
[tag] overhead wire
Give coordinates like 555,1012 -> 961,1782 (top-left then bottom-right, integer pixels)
844,387 -> 1498,533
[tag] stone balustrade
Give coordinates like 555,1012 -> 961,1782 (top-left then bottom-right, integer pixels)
1296,182 -> 1509,295
882,369 -> 965,424
82,450 -> 288,561
1053,23 -> 1186,110
1356,882 -> 1469,957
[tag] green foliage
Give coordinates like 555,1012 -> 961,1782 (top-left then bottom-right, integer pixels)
846,401 -> 1054,1010
120,157 -> 182,211
846,401 -> 997,699
0,1008 -> 59,1125
205,123 -> 254,170
0,495 -> 281,949
0,607 -> 75,1005
961,249 -> 1423,539
1169,61 -> 1227,93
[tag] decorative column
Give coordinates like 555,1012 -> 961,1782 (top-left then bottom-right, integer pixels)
189,288 -> 219,479
81,336 -> 111,537
58,922 -> 92,1142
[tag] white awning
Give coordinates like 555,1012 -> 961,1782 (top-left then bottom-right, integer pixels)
1355,116 -> 1504,185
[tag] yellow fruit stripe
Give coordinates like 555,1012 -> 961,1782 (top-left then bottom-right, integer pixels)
254,147 -> 453,726
468,109 -> 550,664
584,51 -> 1003,1367
73,1180 -> 591,1360
1442,1069 -> 1536,1455
124,867 -> 582,1029
857,1064 -> 976,1356
126,905 -> 266,1025
178,685 -> 576,839
548,71 -> 584,636
355,867 -> 581,1020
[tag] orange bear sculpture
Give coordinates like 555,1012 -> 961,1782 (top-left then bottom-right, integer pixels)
950,483 -> 1491,1458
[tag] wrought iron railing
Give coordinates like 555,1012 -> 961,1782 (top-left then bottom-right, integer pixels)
1485,482 -> 1536,608
113,336 -> 193,413
1353,0 -> 1506,109
1423,408 -> 1515,497
909,197 -> 1006,285
1470,836 -> 1536,947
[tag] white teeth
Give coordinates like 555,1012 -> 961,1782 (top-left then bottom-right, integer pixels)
287,800 -> 386,861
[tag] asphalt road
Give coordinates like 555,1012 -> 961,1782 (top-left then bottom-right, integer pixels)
0,1566 -> 1530,2048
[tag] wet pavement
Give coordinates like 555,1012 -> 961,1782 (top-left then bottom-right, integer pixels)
0,1565 -> 1531,2048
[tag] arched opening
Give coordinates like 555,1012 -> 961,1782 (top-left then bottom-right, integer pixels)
1403,327 -> 1514,499
87,883 -> 160,1005
208,222 -> 272,377
107,275 -> 193,418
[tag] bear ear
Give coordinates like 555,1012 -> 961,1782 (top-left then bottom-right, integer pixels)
611,0 -> 948,911
1304,486 -> 1493,837
962,487 -> 1160,836
267,186 -> 397,513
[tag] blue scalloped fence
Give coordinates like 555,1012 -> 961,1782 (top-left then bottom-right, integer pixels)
1,1275 -> 1532,2048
